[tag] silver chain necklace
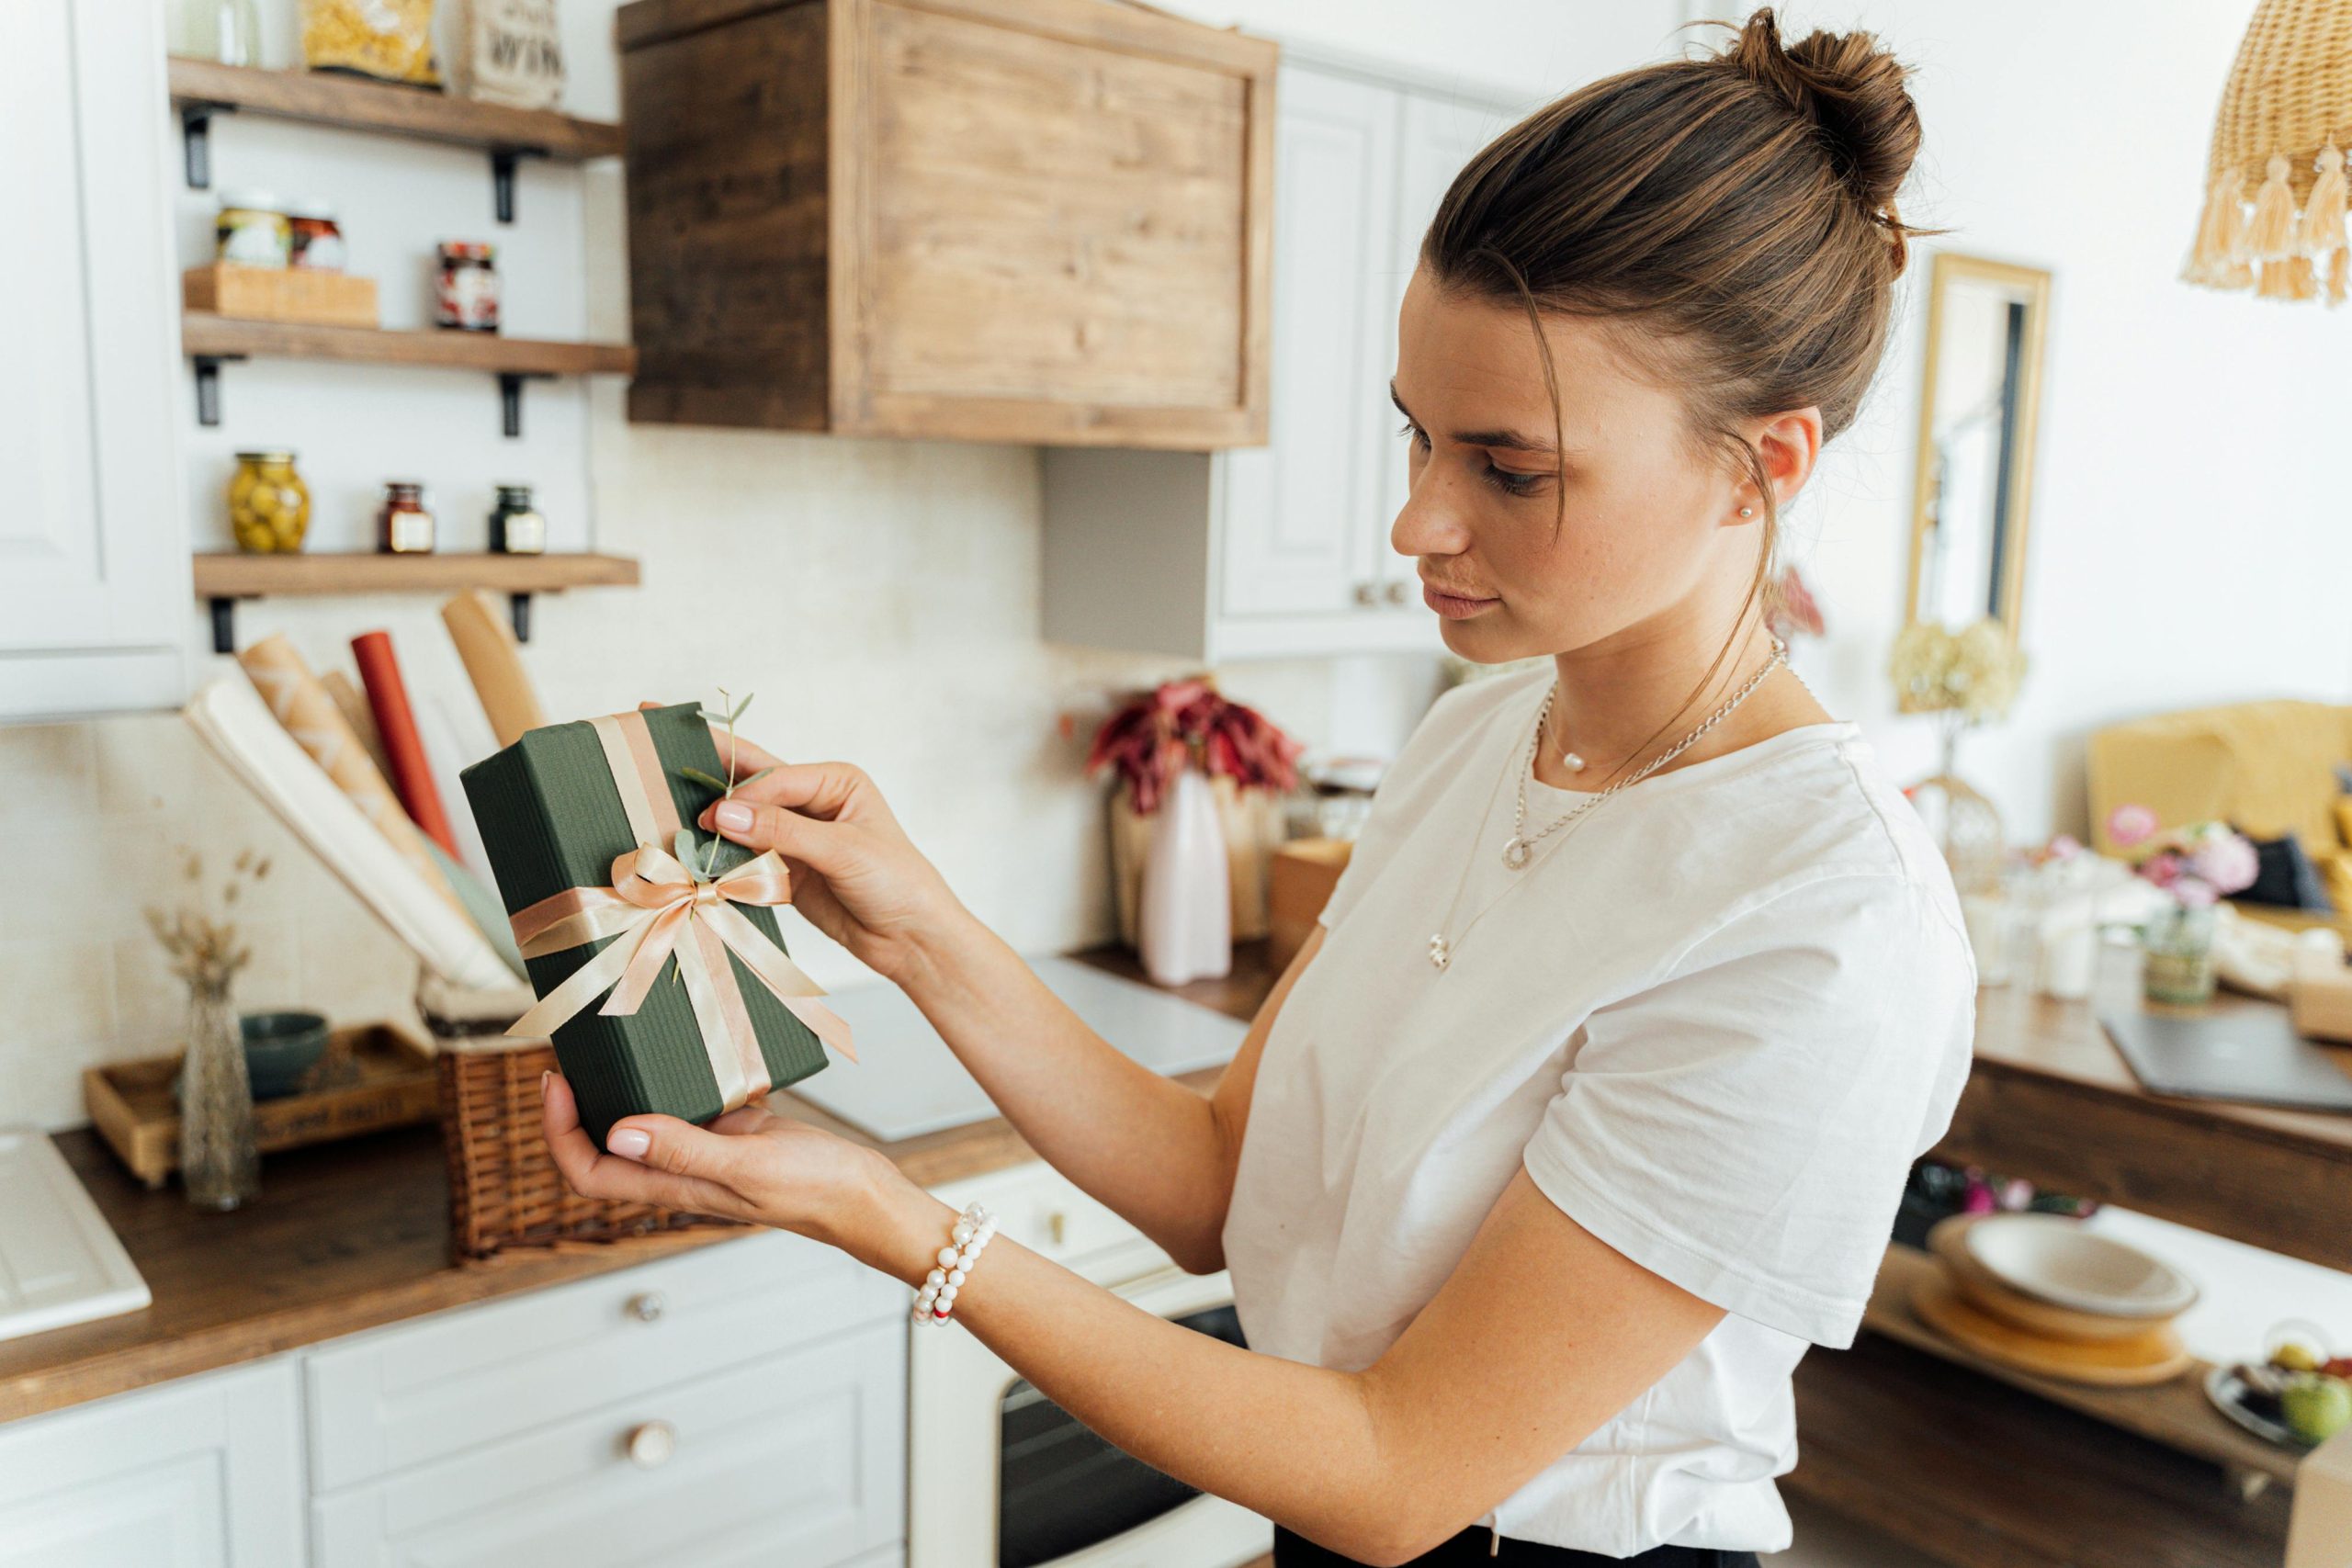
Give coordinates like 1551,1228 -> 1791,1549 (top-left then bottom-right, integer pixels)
1425,638 -> 1789,972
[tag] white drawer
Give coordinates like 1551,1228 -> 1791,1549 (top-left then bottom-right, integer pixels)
312,1317 -> 905,1568
930,1161 -> 1159,1277
307,1230 -> 899,1492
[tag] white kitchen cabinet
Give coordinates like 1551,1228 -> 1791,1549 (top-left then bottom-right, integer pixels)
311,1317 -> 905,1568
1040,51 -> 1526,663
0,1359 -> 305,1568
0,0 -> 189,720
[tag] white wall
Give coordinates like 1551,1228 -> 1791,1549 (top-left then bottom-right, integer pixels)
1725,0 -> 2352,837
0,0 -> 1681,1132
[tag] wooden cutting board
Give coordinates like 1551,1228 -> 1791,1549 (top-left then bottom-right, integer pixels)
1911,1270 -> 2194,1387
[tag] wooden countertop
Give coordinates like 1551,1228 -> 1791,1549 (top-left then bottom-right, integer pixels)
0,942 -> 1278,1424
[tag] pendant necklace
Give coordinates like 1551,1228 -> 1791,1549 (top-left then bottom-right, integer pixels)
1424,638 -> 1788,972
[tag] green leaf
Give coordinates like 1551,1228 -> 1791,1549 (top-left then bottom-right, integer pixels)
676,765 -> 729,791
672,827 -> 700,867
696,707 -> 728,726
739,766 -> 776,788
729,692 -> 755,722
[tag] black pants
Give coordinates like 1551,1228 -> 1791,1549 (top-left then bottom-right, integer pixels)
1273,1523 -> 1762,1567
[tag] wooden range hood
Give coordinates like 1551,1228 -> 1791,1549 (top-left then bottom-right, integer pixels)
616,0 -> 1275,449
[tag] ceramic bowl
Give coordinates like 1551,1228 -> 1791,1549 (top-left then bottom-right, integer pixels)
1962,1213 -> 2199,1319
241,1010 -> 329,1100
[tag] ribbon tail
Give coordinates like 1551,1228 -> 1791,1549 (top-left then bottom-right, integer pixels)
600,902 -> 693,1018
703,903 -> 859,1064
508,923 -> 653,1039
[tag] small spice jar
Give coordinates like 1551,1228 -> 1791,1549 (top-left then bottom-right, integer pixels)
216,189 -> 289,267
435,242 -> 499,332
287,199 -> 346,272
227,452 -> 310,553
487,484 -> 546,554
376,481 -> 436,555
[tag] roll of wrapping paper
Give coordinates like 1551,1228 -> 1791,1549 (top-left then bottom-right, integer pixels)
321,670 -> 392,782
237,634 -> 461,914
351,630 -> 459,859
440,590 -> 548,749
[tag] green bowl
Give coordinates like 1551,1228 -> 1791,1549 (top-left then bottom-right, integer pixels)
241,1010 -> 329,1100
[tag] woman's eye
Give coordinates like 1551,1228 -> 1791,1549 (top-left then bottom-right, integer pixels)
1481,464 -> 1546,498
1397,419 -> 1430,451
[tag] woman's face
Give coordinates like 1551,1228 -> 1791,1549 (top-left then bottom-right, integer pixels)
1389,266 -> 1765,665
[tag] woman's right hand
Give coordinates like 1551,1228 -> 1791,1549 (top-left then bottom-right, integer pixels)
695,730 -> 972,986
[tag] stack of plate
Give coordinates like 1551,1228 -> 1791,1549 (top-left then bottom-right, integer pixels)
1912,1213 -> 2199,1385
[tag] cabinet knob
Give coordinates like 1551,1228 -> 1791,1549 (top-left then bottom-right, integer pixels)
1384,580 -> 1410,605
1352,581 -> 1379,607
626,1420 -> 678,1470
625,1291 -> 666,1324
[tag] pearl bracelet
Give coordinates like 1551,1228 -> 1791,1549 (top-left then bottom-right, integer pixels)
912,1201 -> 997,1327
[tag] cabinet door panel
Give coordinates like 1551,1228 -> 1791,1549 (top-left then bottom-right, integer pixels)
1219,69 -> 1398,619
0,1359 -> 304,1568
312,1319 -> 904,1568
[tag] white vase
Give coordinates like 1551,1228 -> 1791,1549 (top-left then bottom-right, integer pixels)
1139,768 -> 1232,987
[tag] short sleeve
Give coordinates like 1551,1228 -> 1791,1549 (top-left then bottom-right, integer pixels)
1521,873 -> 1975,1348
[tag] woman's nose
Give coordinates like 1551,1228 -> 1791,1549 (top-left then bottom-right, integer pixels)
1390,462 -> 1475,559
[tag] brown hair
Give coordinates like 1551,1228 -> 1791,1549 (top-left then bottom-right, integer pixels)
1420,9 -> 1924,752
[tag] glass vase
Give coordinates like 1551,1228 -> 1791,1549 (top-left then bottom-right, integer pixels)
2142,903 -> 2219,1008
179,976 -> 260,1210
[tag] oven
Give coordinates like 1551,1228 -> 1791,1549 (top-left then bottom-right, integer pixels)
909,1162 -> 1273,1568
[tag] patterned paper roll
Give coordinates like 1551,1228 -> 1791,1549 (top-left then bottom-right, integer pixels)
237,633 -> 459,910
352,630 -> 459,860
321,670 -> 393,782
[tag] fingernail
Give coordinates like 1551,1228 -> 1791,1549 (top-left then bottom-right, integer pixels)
715,800 -> 753,833
608,1127 -> 651,1160
540,1070 -> 552,1102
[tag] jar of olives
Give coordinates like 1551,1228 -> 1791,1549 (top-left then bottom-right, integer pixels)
227,451 -> 311,553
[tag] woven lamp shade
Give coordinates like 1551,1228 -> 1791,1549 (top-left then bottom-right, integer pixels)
2184,0 -> 2352,303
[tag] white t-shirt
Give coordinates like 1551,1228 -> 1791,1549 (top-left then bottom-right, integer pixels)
1222,664 -> 1975,1556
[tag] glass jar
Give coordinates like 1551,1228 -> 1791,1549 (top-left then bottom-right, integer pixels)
287,199 -> 346,272
2142,902 -> 2220,1007
377,481 -> 436,554
216,188 -> 289,267
227,451 -> 311,553
487,483 -> 547,554
435,241 -> 500,332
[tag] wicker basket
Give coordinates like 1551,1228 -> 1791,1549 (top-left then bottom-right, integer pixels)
425,986 -> 737,1259
2184,0 -> 2352,300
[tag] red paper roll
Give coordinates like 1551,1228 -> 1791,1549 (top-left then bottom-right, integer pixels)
352,629 -> 458,858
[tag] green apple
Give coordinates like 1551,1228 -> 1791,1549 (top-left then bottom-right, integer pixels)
2284,1375 -> 2352,1444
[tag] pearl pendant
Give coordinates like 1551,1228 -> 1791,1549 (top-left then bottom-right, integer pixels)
1427,934 -> 1451,970
1561,751 -> 1587,773
1501,837 -> 1532,870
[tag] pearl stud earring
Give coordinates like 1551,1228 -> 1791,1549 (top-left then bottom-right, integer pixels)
1738,505 -> 1756,519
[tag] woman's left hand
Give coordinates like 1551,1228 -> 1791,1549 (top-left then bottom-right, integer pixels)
540,1071 -> 933,1269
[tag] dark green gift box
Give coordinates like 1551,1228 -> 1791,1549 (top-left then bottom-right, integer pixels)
459,703 -> 828,1144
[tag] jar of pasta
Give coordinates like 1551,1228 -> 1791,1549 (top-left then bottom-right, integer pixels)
216,190 -> 290,268
228,452 -> 310,553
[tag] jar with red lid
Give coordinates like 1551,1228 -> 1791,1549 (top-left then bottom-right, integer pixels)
435,242 -> 499,333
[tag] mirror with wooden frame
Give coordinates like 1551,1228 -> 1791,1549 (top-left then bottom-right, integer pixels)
1905,253 -> 2051,642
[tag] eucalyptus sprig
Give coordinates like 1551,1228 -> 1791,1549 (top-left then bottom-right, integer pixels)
673,687 -> 776,880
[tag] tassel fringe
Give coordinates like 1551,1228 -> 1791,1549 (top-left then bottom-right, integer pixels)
2258,254 -> 2317,300
2331,245 -> 2348,306
2245,153 -> 2300,260
2303,144 -> 2347,258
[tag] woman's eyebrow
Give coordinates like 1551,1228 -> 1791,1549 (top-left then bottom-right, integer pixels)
1390,382 -> 1562,457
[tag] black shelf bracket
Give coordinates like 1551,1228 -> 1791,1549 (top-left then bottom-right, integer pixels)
509,592 -> 534,643
209,597 -> 243,655
192,354 -> 246,426
180,101 -> 232,188
489,147 -> 548,223
497,370 -> 553,437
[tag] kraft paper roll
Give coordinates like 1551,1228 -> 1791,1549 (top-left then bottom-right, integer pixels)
237,633 -> 459,912
321,670 -> 393,783
440,590 -> 548,749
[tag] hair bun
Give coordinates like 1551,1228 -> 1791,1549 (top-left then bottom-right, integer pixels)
1727,8 -> 1920,242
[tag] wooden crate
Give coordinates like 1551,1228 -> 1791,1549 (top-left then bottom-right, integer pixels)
616,0 -> 1275,449
83,1023 -> 435,1190
183,263 -> 379,328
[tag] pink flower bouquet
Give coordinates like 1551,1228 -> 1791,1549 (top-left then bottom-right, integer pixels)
2106,806 -> 2260,909
1086,680 -> 1304,815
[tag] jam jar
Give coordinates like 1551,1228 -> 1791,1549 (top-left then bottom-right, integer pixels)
227,452 -> 310,553
376,481 -> 436,554
435,242 -> 499,332
487,484 -> 546,554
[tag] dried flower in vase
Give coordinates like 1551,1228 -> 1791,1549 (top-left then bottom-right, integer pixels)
144,846 -> 270,997
146,845 -> 272,1211
1085,679 -> 1304,815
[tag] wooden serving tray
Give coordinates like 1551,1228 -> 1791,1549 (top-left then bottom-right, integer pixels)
83,1023 -> 435,1190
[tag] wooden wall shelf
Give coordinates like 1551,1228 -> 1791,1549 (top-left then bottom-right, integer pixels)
166,58 -> 622,218
193,551 -> 639,652
182,315 -> 637,434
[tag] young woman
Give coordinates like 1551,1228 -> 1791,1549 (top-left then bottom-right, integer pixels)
541,12 -> 1974,1564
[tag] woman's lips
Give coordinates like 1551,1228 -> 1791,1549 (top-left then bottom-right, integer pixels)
1421,581 -> 1500,619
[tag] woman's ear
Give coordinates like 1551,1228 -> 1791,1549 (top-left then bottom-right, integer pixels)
1731,407 -> 1825,521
